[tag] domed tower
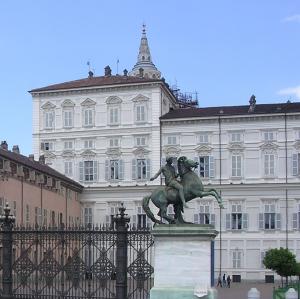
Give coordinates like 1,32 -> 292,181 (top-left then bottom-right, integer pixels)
129,24 -> 161,79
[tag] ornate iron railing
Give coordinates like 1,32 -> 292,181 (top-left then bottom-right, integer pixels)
0,204 -> 154,299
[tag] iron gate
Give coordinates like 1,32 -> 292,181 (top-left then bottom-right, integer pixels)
0,204 -> 154,299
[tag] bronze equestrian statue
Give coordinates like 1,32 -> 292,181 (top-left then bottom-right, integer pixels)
143,156 -> 224,224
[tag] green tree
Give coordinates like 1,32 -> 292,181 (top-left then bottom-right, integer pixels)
263,247 -> 297,287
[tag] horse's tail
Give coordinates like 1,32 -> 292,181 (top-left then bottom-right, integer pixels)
142,195 -> 160,224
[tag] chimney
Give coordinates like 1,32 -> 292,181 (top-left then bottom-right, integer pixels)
88,70 -> 94,78
139,67 -> 144,77
248,94 -> 256,113
12,145 -> 20,154
39,155 -> 45,164
0,141 -> 8,150
28,154 -> 34,162
104,65 -> 112,76
123,69 -> 128,76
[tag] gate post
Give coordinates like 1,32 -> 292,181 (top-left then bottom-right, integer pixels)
114,203 -> 130,299
0,203 -> 15,299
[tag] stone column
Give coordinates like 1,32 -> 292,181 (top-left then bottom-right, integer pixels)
150,224 -> 218,299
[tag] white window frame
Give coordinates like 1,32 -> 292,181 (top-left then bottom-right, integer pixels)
292,153 -> 300,176
109,138 -> 120,148
64,161 -> 73,176
108,106 -> 120,125
135,104 -> 147,123
84,139 -> 94,149
231,154 -> 242,177
231,132 -> 242,143
44,110 -> 55,129
84,207 -> 93,225
135,136 -> 147,147
166,135 -> 178,145
64,140 -> 74,150
232,250 -> 242,269
63,109 -> 73,128
83,107 -> 94,127
197,156 -> 214,178
259,202 -> 280,230
263,131 -> 275,142
264,153 -> 275,176
132,158 -> 150,180
41,141 -> 54,151
79,161 -> 98,182
105,159 -> 124,181
198,133 -> 209,144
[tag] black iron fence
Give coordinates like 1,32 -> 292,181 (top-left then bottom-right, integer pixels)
0,204 -> 154,299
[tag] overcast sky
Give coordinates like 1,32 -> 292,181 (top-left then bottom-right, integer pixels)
1,0 -> 300,155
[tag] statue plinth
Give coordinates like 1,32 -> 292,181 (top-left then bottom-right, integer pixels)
150,224 -> 218,299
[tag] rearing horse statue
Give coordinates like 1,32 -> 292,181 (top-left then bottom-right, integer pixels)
143,156 -> 224,224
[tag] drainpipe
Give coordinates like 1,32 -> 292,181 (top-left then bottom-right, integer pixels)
284,113 -> 288,249
218,115 -> 222,276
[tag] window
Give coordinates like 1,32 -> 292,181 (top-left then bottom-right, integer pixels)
167,136 -> 177,145
199,133 -> 208,144
44,111 -> 54,129
292,153 -> 300,176
64,140 -> 73,150
41,141 -> 54,151
64,161 -> 73,176
84,139 -> 94,149
12,201 -> 16,217
136,104 -> 146,122
259,203 -> 280,230
83,108 -> 94,127
231,132 -> 242,143
264,131 -> 274,141
194,204 -> 215,226
232,155 -> 242,177
134,206 -> 148,228
132,159 -> 150,180
79,161 -> 98,182
63,109 -> 73,128
105,204 -> 121,227
35,207 -> 42,226
135,136 -> 147,147
293,204 -> 300,229
109,138 -> 120,148
84,207 -> 93,225
105,160 -> 124,181
43,209 -> 48,226
226,203 -> 248,230
264,154 -> 275,176
232,250 -> 242,269
109,107 -> 119,125
195,156 -> 214,178
297,131 -> 300,140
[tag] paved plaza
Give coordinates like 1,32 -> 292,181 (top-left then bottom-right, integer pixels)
216,282 -> 274,299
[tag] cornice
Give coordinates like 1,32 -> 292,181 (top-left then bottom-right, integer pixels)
260,141 -> 278,152
131,94 -> 150,102
227,143 -> 245,152
195,144 -> 213,154
61,99 -> 75,107
81,98 -> 96,106
62,150 -> 75,158
106,96 -> 122,104
30,81 -> 162,98
294,140 -> 300,150
81,149 -> 97,157
105,148 -> 121,158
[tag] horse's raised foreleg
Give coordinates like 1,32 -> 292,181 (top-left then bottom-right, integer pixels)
205,188 -> 223,207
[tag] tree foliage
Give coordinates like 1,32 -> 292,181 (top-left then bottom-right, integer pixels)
263,248 -> 297,279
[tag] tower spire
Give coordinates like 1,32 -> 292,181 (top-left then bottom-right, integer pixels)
129,24 -> 161,79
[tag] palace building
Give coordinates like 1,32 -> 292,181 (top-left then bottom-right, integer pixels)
29,26 -> 300,282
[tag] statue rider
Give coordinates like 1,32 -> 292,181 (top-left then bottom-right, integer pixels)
150,157 -> 188,209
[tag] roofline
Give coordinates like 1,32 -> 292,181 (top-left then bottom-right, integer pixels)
160,111 -> 300,122
29,79 -> 163,94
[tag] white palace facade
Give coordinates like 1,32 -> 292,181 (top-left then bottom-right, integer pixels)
30,27 -> 300,282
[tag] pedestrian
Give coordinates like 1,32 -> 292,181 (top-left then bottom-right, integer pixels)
227,275 -> 231,288
216,273 -> 222,287
222,273 -> 226,287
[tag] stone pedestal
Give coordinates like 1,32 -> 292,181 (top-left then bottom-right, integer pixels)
150,224 -> 218,299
